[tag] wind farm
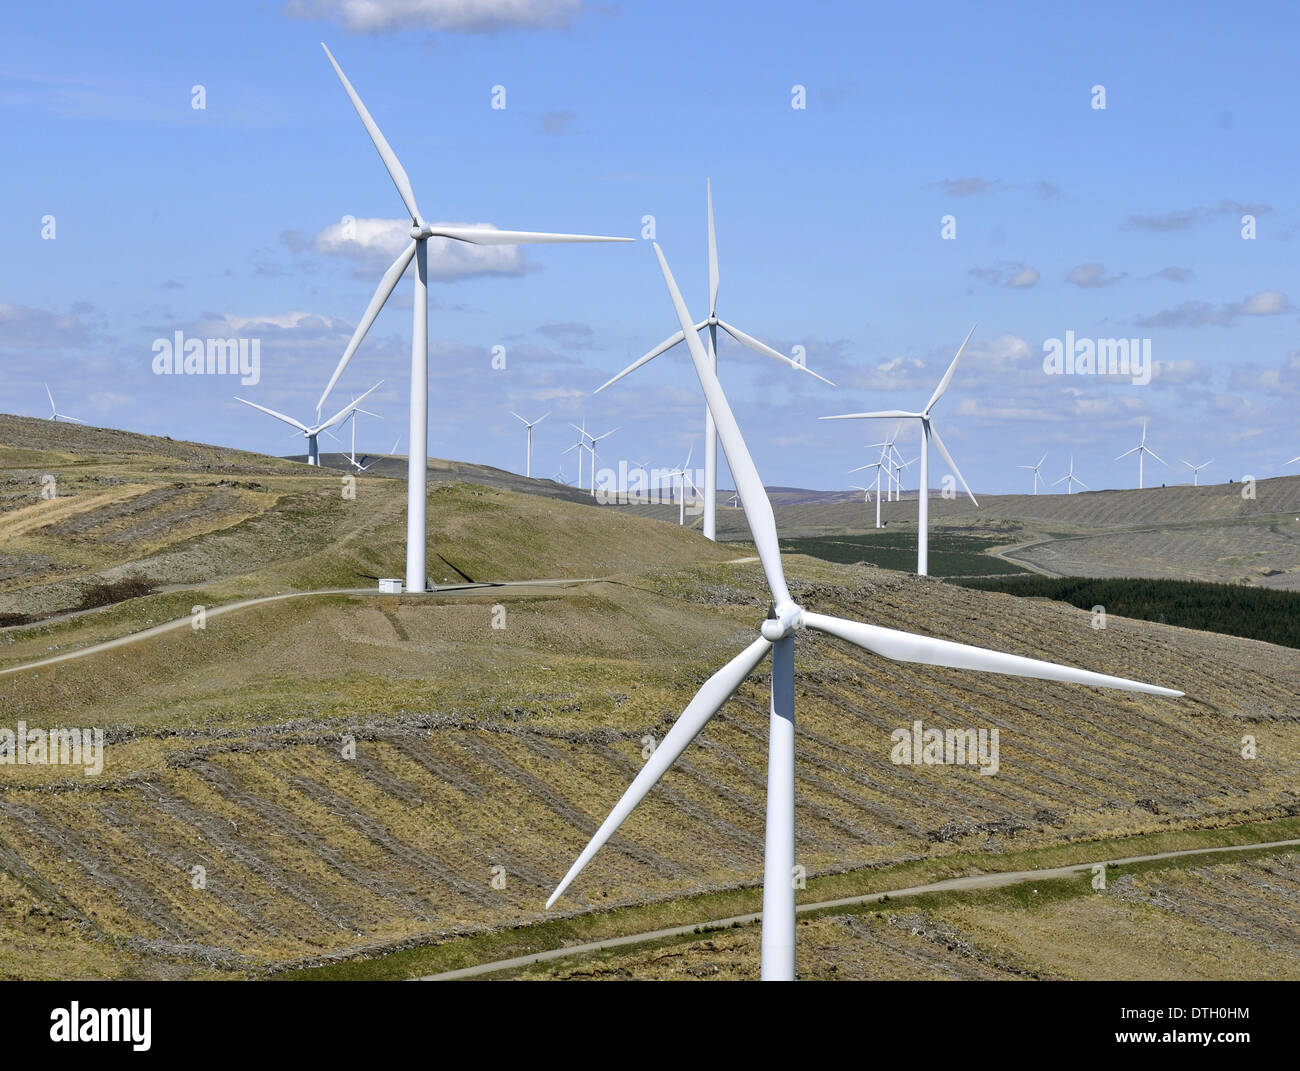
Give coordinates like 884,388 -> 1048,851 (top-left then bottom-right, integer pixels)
3,2 -> 1300,1010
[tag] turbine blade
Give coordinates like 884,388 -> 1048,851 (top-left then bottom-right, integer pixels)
802,613 -> 1183,697
924,322 -> 977,414
510,411 -> 527,424
1115,447 -> 1139,460
321,381 -> 382,431
706,178 -> 719,317
236,397 -> 310,433
928,423 -> 978,506
321,44 -> 422,224
654,244 -> 791,606
822,410 -> 921,421
317,240 -> 417,413
594,327 -> 699,394
431,226 -> 631,245
1145,448 -> 1165,465
546,636 -> 772,908
716,320 -> 835,386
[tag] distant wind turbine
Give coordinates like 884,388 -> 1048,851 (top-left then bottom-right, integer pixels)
237,382 -> 382,466
848,457 -> 887,528
1180,458 -> 1212,486
662,443 -> 697,524
822,326 -> 978,576
333,391 -> 383,472
1054,455 -> 1088,494
314,43 -> 630,592
545,242 -> 1184,983
510,411 -> 549,478
1116,418 -> 1165,489
594,180 -> 833,542
44,384 -> 84,424
1018,453 -> 1047,494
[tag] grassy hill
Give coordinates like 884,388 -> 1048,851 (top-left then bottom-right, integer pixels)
1,416 -> 1299,980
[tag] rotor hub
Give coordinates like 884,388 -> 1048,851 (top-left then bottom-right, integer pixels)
760,600 -> 805,641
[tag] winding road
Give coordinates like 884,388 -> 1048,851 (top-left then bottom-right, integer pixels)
0,578 -> 601,678
418,837 -> 1300,980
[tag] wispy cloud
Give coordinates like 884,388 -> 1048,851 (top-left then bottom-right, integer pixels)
1126,199 -> 1272,232
1136,289 -> 1290,328
1066,262 -> 1125,288
285,0 -> 587,34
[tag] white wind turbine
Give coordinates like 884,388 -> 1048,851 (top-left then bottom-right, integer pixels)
823,329 -> 978,576
44,384 -> 84,424
566,422 -> 618,494
1180,458 -> 1212,486
1116,418 -> 1165,489
1054,455 -> 1088,495
662,443 -> 698,524
1018,453 -> 1047,494
314,44 -> 630,592
236,383 -> 383,466
335,392 -> 383,472
594,180 -> 833,542
545,243 -> 1184,982
511,411 -> 549,479
848,456 -> 887,528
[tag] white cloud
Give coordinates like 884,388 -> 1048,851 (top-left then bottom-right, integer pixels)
312,218 -> 530,281
286,0 -> 585,34
1240,289 -> 1288,316
1150,359 -> 1207,385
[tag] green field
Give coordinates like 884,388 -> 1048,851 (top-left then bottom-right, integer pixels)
953,575 -> 1300,649
779,531 -> 1027,577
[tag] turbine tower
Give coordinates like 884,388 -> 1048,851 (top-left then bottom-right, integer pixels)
1180,458 -> 1212,486
1054,455 -> 1088,494
822,327 -> 979,576
236,383 -> 382,466
510,411 -> 549,478
315,44 -> 629,592
594,180 -> 832,541
1018,453 -> 1047,494
44,384 -> 84,424
1116,418 -> 1165,489
546,243 -> 1183,982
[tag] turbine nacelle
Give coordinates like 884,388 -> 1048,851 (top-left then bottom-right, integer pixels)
761,601 -> 806,641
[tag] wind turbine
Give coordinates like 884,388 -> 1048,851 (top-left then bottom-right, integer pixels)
1018,453 -> 1047,495
236,383 -> 382,466
335,391 -> 383,472
1180,458 -> 1212,486
510,411 -> 549,478
850,483 -> 872,504
315,44 -> 630,592
822,327 -> 978,576
545,243 -> 1184,982
663,443 -> 697,524
728,492 -> 741,508
1116,418 -> 1165,489
593,180 -> 833,542
44,384 -> 84,424
1054,455 -> 1088,495
848,457 -> 886,528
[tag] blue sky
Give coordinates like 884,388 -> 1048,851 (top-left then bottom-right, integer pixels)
2,0 -> 1296,492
